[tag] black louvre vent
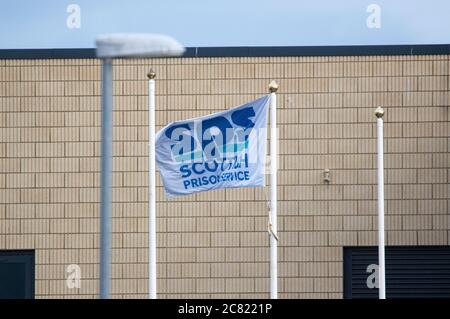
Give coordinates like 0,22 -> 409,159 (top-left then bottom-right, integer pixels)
344,246 -> 450,298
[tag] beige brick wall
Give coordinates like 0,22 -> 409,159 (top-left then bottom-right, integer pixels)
0,55 -> 449,298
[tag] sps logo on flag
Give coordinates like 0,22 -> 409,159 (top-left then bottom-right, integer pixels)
155,95 -> 270,197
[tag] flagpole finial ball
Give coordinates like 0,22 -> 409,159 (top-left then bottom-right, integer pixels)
375,107 -> 385,118
147,69 -> 156,79
268,81 -> 279,93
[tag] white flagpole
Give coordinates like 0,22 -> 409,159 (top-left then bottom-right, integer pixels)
375,107 -> 386,299
269,81 -> 278,299
148,69 -> 157,299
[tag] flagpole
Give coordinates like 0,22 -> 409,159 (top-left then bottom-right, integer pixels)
148,69 -> 157,299
375,107 -> 386,299
269,81 -> 278,299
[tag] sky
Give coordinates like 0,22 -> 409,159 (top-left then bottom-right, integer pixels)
1,0 -> 450,49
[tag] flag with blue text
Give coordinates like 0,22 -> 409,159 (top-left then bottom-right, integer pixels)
155,95 -> 270,197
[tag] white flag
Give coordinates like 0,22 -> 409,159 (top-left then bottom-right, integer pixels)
155,95 -> 270,197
